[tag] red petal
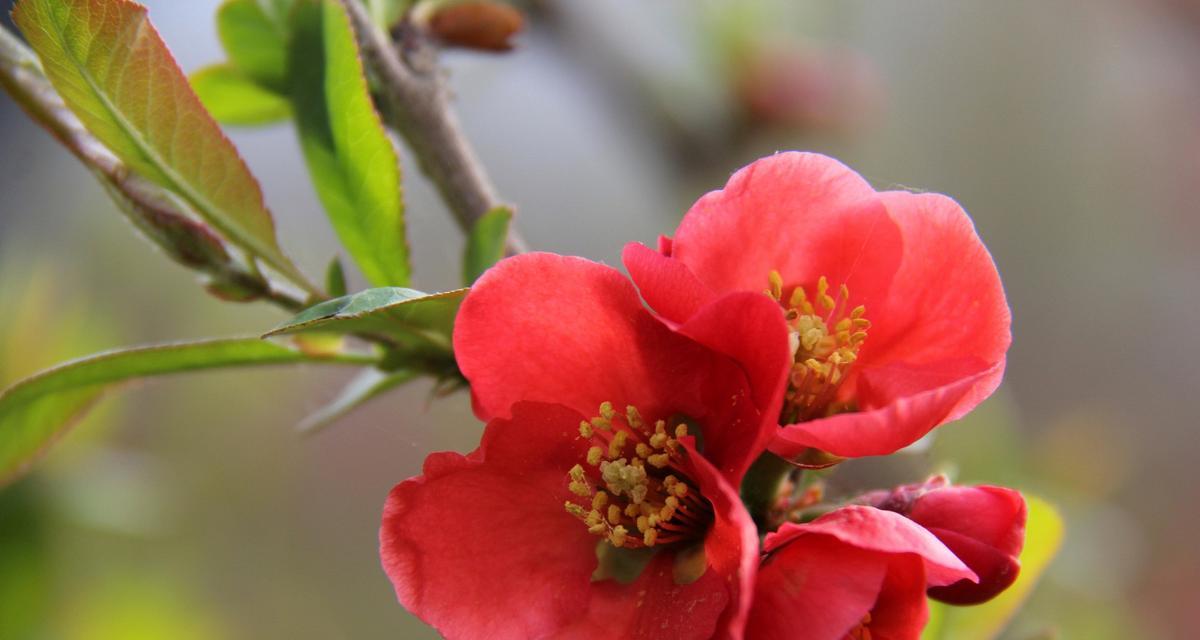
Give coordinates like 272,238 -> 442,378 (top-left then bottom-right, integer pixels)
866,554 -> 932,640
674,292 -> 792,479
770,360 -> 1004,458
924,528 -> 1021,605
909,486 -> 1027,556
857,191 -> 1011,423
379,403 -> 597,639
910,486 -> 1027,604
622,242 -> 716,325
552,553 -> 732,640
688,441 -> 761,639
746,535 -> 889,640
667,152 -> 902,310
455,252 -> 773,483
767,506 -> 976,587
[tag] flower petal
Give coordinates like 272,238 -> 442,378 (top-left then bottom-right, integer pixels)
622,241 -> 717,325
858,191 -> 1011,423
379,403 -> 597,639
455,252 -> 772,482
667,152 -> 902,309
911,486 -> 1026,604
687,441 -> 761,639
552,553 -> 731,640
673,292 -> 792,479
746,535 -> 888,640
770,360 -> 1003,458
766,506 -> 976,587
866,554 -> 932,640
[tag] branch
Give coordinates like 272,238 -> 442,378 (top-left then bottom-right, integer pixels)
0,26 -> 311,313
339,0 -> 528,256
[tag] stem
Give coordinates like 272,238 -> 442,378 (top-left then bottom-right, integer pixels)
339,0 -> 527,256
741,452 -> 795,530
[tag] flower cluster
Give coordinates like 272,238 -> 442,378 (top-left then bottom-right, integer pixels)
379,153 -> 1024,639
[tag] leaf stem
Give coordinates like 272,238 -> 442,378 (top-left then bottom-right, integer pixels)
338,0 -> 527,256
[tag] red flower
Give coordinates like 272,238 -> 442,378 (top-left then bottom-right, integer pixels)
380,254 -> 791,639
859,476 -> 1027,605
624,152 -> 1011,461
745,506 -> 977,640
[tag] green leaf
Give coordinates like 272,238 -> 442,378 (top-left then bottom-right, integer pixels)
289,0 -> 411,288
265,287 -> 467,349
325,255 -> 348,298
216,0 -> 288,90
12,0 -> 313,292
297,367 -> 416,435
0,338 -> 375,486
463,206 -> 511,285
190,64 -> 290,126
922,495 -> 1065,640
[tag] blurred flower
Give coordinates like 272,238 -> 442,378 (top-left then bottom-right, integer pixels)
733,41 -> 883,133
624,152 -> 1011,463
859,475 -> 1027,605
379,253 -> 791,638
746,506 -> 976,640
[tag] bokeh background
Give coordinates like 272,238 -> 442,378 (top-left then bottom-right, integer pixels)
1,0 -> 1197,637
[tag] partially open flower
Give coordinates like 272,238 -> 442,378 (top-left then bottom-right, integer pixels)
859,476 -> 1028,605
380,253 -> 792,638
746,506 -> 977,640
624,152 -> 1011,462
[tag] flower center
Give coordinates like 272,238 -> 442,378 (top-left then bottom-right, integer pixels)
765,271 -> 871,424
563,402 -> 713,549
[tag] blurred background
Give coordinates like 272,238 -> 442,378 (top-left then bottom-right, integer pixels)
1,0 -> 1197,637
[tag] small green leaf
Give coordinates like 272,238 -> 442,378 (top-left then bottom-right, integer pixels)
325,255 -> 348,298
216,0 -> 289,90
0,338 -> 375,486
463,206 -> 512,284
297,367 -> 416,435
922,495 -> 1065,640
12,0 -> 313,292
289,0 -> 411,287
265,287 -> 467,349
190,64 -> 290,126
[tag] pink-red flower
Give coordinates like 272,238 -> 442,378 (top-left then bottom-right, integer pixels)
745,506 -> 977,640
859,476 -> 1028,605
380,253 -> 791,639
624,152 -> 1011,461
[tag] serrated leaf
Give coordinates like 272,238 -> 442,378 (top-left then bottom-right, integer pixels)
191,64 -> 290,126
0,28 -> 278,301
0,338 -> 376,486
463,206 -> 511,284
265,287 -> 466,349
297,367 -> 416,435
289,0 -> 411,288
922,495 -> 1065,640
216,0 -> 288,90
12,0 -> 312,290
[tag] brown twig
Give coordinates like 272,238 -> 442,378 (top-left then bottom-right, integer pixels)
339,0 -> 528,256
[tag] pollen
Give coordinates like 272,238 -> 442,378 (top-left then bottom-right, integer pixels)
766,271 -> 869,424
562,402 -> 713,549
